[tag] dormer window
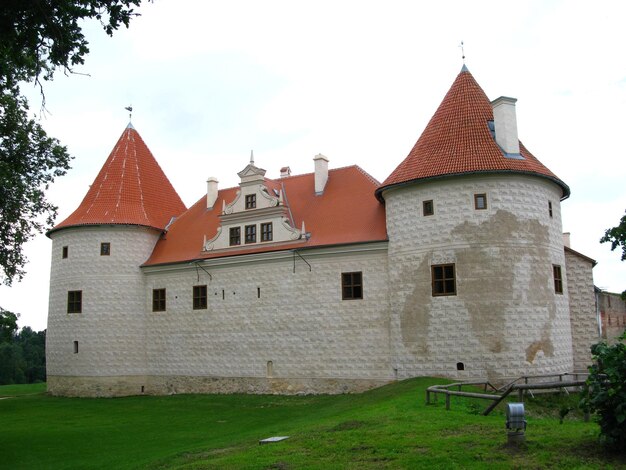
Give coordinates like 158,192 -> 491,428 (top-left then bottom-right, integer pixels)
261,222 -> 273,242
245,224 -> 256,244
245,194 -> 256,209
229,227 -> 241,246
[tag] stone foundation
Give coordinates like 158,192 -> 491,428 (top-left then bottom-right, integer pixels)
47,375 -> 393,397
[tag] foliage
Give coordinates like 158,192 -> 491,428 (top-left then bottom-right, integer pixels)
0,1 -> 145,286
580,330 -> 626,451
600,210 -> 626,299
0,309 -> 45,385
1,379 -> 624,469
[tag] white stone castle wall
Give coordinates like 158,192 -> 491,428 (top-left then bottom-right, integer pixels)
382,174 -> 574,382
565,249 -> 599,371
142,244 -> 392,393
47,226 -> 161,392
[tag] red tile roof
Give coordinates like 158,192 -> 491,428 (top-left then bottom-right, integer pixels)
50,125 -> 186,233
376,66 -> 569,201
145,166 -> 387,266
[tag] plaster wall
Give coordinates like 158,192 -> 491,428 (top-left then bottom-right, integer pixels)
46,226 -> 161,394
598,291 -> 626,343
382,174 -> 573,382
565,249 -> 599,371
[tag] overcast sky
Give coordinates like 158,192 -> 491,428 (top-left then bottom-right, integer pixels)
2,0 -> 625,331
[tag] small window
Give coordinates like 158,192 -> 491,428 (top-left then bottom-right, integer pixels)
100,242 -> 110,256
548,201 -> 553,218
261,222 -> 273,242
432,264 -> 456,296
245,194 -> 256,209
456,362 -> 464,371
62,246 -> 68,259
193,285 -> 207,310
553,265 -> 563,294
73,341 -> 79,354
152,288 -> 166,312
67,290 -> 82,313
245,224 -> 256,244
474,193 -> 487,210
229,227 -> 241,246
423,200 -> 434,216
341,272 -> 363,300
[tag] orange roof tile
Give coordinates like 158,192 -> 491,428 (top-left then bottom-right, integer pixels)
50,124 -> 186,233
145,166 -> 387,266
376,66 -> 569,200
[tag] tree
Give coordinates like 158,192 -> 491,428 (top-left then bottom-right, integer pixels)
0,0 -> 146,286
580,330 -> 626,451
0,307 -> 19,343
600,210 -> 626,299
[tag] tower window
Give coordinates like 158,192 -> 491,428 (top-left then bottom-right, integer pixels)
73,341 -> 79,354
229,227 -> 241,246
423,200 -> 434,216
474,193 -> 487,210
152,288 -> 166,312
245,194 -> 256,209
553,265 -> 563,294
100,242 -> 110,256
62,246 -> 68,259
193,285 -> 207,310
548,201 -> 553,218
261,222 -> 273,242
341,272 -> 363,300
67,290 -> 82,313
432,264 -> 456,296
245,224 -> 256,244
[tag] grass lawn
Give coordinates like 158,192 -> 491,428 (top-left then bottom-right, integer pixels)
0,378 -> 624,469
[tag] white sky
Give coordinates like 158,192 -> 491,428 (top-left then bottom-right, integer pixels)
2,0 -> 625,331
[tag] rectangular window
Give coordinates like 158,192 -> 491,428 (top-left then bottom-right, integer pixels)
67,290 -> 82,313
548,201 -> 553,218
261,222 -> 273,242
553,265 -> 563,294
229,227 -> 241,246
474,193 -> 487,210
432,264 -> 456,296
73,341 -> 79,354
245,224 -> 256,244
341,272 -> 363,300
193,285 -> 207,310
423,200 -> 434,216
62,246 -> 68,258
152,288 -> 166,312
100,242 -> 110,256
245,194 -> 256,209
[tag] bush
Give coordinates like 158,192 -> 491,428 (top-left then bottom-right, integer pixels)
580,330 -> 626,451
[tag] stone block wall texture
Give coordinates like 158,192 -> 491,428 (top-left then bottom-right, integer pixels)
598,291 -> 626,344
382,174 -> 574,382
565,249 -> 599,371
47,226 -> 162,395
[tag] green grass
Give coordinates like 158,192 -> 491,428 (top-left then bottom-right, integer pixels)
0,379 -> 624,469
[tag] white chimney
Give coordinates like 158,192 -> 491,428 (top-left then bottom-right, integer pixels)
206,177 -> 218,209
313,154 -> 329,195
280,166 -> 291,177
491,96 -> 520,155
563,232 -> 571,248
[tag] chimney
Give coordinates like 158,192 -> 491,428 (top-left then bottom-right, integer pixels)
280,166 -> 291,177
313,154 -> 329,195
491,96 -> 520,155
206,177 -> 218,209
563,232 -> 571,248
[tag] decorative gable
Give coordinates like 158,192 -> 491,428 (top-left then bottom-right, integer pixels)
202,158 -> 306,252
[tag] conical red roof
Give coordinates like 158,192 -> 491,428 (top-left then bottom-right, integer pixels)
51,124 -> 186,233
377,66 -> 569,200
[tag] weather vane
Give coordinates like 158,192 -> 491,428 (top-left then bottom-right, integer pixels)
125,105 -> 133,121
459,41 -> 466,64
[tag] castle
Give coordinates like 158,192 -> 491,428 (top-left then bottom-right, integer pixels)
46,66 -> 599,397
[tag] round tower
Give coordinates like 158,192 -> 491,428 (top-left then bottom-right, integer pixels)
46,124 -> 186,396
376,67 -> 573,383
